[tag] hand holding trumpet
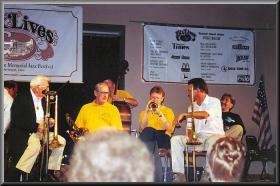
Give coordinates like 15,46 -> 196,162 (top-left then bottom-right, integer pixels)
145,100 -> 163,116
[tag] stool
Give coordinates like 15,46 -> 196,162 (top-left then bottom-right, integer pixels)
185,141 -> 202,182
158,148 -> 171,182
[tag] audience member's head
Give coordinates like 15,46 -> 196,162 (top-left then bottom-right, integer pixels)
206,137 -> 246,182
66,128 -> 155,182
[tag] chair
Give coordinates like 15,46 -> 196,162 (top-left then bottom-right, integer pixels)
158,148 -> 172,182
243,135 -> 275,181
185,141 -> 207,182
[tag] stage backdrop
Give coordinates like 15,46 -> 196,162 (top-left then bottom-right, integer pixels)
143,24 -> 255,85
4,4 -> 83,83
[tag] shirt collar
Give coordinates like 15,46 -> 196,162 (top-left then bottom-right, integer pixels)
196,94 -> 209,107
30,88 -> 42,102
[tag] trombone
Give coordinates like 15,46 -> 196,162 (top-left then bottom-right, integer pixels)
191,86 -> 197,141
40,91 -> 62,181
188,86 -> 197,142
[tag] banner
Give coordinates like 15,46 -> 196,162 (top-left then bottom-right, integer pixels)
4,4 -> 83,83
143,24 -> 255,85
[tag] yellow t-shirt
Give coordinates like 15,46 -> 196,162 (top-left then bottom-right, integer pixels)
139,105 -> 175,137
107,90 -> 134,103
75,101 -> 123,133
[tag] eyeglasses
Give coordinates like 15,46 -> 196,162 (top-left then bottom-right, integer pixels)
38,85 -> 49,89
97,91 -> 109,95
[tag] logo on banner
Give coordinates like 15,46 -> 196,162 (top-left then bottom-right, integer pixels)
4,11 -> 59,61
181,73 -> 191,81
221,66 -> 249,72
175,28 -> 196,42
181,63 -> 190,72
237,74 -> 250,83
229,36 -> 249,42
232,44 -> 249,50
236,55 -> 249,62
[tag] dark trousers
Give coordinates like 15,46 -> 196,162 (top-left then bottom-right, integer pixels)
139,127 -> 171,149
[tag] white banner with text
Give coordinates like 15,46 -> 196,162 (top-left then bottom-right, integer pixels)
143,24 -> 255,85
4,4 -> 83,83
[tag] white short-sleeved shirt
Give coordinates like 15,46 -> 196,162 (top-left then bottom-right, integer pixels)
4,89 -> 13,134
187,95 -> 225,135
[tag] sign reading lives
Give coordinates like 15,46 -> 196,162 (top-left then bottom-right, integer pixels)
143,24 -> 255,85
4,4 -> 83,83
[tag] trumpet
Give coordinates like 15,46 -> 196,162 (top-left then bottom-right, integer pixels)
148,101 -> 159,113
65,113 -> 89,142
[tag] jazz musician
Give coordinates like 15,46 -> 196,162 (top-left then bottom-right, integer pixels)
103,78 -> 138,108
75,82 -> 123,133
7,75 -> 66,182
138,86 -> 175,182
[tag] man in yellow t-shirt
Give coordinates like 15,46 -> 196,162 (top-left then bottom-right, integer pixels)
75,82 -> 123,133
139,86 -> 175,182
139,86 -> 175,149
103,79 -> 138,109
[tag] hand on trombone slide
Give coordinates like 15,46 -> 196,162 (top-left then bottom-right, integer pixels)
36,118 -> 55,139
173,113 -> 188,127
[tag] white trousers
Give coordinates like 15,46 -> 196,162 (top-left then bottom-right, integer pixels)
170,133 -> 224,174
16,132 -> 66,173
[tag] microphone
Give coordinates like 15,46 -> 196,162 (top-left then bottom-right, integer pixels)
56,80 -> 70,93
42,89 -> 49,95
42,80 -> 69,95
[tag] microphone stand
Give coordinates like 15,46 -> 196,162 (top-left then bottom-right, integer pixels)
40,93 -> 51,181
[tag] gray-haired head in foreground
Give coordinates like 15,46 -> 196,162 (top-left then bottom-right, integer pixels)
66,128 -> 155,182
207,137 -> 246,182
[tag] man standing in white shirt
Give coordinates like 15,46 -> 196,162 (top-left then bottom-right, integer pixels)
4,80 -> 18,178
4,80 -> 17,134
171,78 -> 225,182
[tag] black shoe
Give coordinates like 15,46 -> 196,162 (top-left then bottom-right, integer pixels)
47,170 -> 59,182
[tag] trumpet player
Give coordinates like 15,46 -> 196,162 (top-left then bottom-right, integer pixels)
7,75 -> 66,182
139,86 -> 175,182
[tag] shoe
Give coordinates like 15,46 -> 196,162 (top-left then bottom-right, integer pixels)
47,170 -> 59,182
18,170 -> 29,182
172,172 -> 186,182
200,171 -> 210,182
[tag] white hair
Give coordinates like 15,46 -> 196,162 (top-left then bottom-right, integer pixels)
66,128 -> 155,182
30,75 -> 49,88
207,137 -> 246,182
